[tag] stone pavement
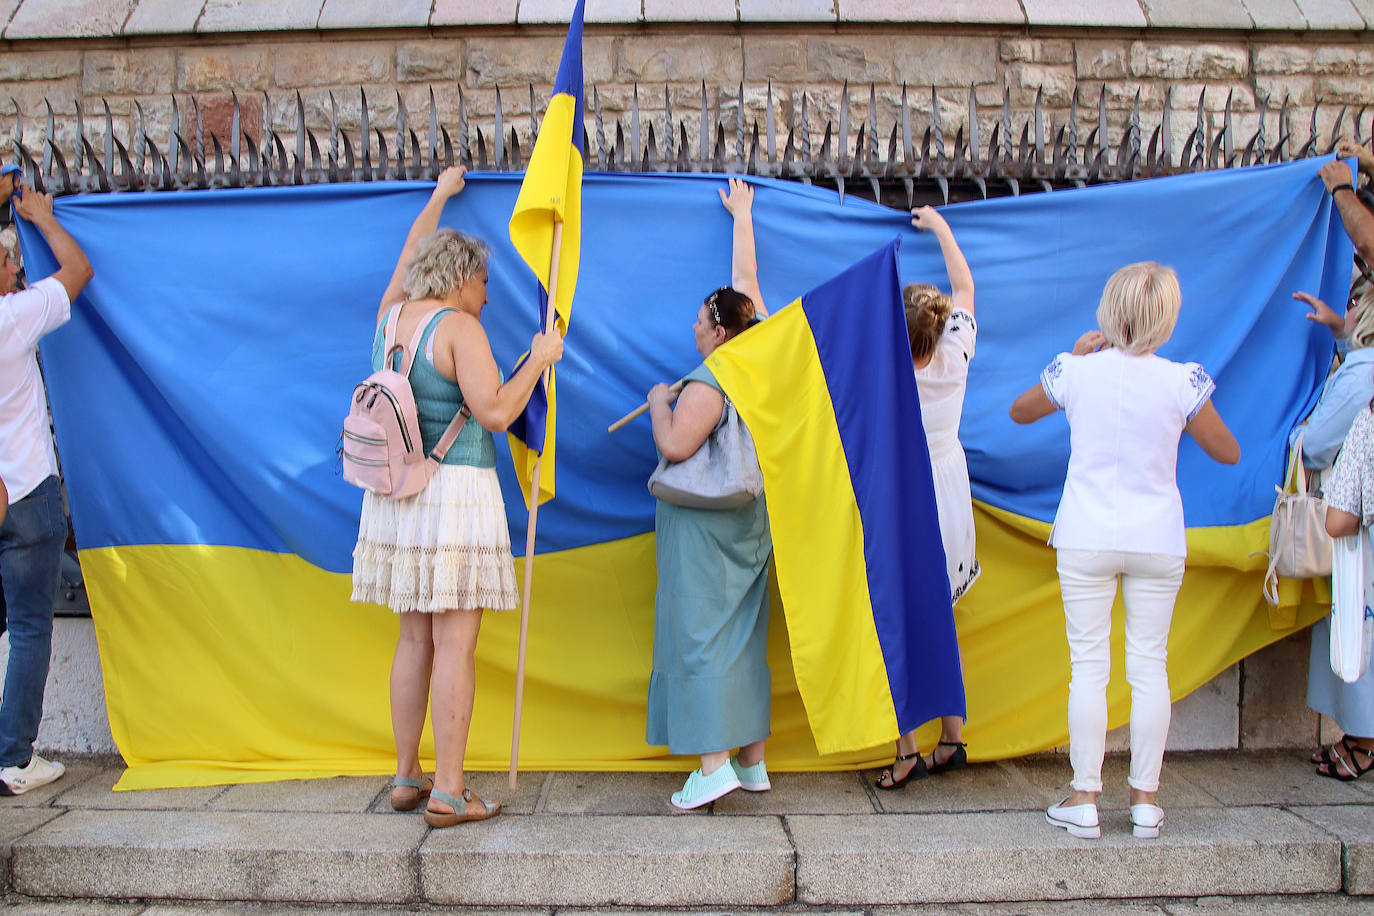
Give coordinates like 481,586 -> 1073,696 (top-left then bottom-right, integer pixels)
2,751 -> 1374,910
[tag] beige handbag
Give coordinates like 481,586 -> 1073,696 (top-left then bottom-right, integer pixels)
1262,432 -> 1333,606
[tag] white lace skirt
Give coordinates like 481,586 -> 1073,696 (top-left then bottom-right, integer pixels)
351,464 -> 520,613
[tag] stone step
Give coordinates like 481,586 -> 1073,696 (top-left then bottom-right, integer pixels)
1,805 -> 1357,907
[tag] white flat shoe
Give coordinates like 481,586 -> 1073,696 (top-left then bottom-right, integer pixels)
1130,802 -> 1164,838
1046,797 -> 1100,839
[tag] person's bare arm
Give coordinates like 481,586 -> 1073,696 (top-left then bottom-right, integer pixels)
1294,290 -> 1345,340
445,313 -> 564,432
378,165 -> 467,319
13,189 -> 92,302
912,206 -> 974,316
1337,140 -> 1374,181
718,178 -> 767,317
1320,160 -> 1374,263
1327,505 -> 1361,538
1009,384 -> 1057,424
1184,400 -> 1240,465
649,381 -> 725,462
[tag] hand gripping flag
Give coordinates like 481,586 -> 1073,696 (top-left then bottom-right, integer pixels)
705,240 -> 966,754
507,0 -> 585,507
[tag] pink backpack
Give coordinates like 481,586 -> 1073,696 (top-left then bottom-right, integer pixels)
340,306 -> 471,499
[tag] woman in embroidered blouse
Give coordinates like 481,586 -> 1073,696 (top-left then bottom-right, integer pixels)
876,205 -> 978,790
1010,262 -> 1239,840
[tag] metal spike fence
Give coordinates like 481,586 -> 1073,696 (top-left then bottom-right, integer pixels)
4,82 -> 1370,208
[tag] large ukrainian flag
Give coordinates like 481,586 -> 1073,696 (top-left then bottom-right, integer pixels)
707,241 -> 964,754
506,0 -> 585,506
15,157 -> 1350,789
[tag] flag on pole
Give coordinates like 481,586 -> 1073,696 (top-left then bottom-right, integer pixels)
705,240 -> 966,754
507,0 -> 585,507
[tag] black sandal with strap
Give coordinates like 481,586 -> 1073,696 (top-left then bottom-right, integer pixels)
1316,741 -> 1374,781
875,751 -> 928,790
927,741 -> 968,776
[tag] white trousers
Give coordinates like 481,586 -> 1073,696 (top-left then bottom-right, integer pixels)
1056,549 -> 1185,793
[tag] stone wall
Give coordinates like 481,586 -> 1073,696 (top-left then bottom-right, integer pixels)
2,27 -> 1372,167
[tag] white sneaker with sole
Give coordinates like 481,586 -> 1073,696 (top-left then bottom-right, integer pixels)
0,753 -> 66,796
1130,802 -> 1164,838
1046,797 -> 1100,839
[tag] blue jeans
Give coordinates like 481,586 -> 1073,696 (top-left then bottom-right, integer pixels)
0,475 -> 67,768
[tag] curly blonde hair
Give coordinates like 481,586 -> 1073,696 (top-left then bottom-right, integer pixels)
402,229 -> 489,302
904,283 -> 954,363
1095,261 -> 1181,356
1349,286 -> 1374,350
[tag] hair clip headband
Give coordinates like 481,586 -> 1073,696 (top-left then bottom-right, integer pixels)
706,289 -> 723,326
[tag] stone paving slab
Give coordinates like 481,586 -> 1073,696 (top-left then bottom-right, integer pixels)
1022,0 -> 1149,26
1,902 -> 141,914
1296,0 -> 1368,29
318,0 -> 434,29
123,0 -> 202,33
539,771 -> 710,815
873,761 -> 1056,814
836,0 -> 1025,22
361,771 -> 547,816
208,775 -> 387,813
419,814 -> 794,906
49,765 -> 225,810
1143,0 -> 1255,27
1163,895 -> 1374,913
1241,0 -> 1315,29
1167,751 -> 1374,807
0,760 -> 101,809
713,771 -> 875,815
197,0 -> 320,33
10,811 -> 427,903
788,806 -> 1339,904
0,809 -> 61,891
3,0 -> 134,38
1011,756 -> 1222,810
1292,804 -> 1374,896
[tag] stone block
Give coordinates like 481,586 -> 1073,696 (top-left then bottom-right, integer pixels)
715,770 -> 875,815
891,903 -> 1173,915
1291,804 -> 1374,895
123,0 -> 204,34
1240,629 -> 1318,748
194,90 -> 265,144
1296,0 -> 1368,28
739,0 -> 837,20
1167,750 -> 1369,807
319,0 -> 434,29
0,50 -> 81,82
0,808 -> 62,888
51,763 -> 226,810
1255,44 -> 1315,73
617,35 -> 742,83
874,761 -> 1058,814
1023,0 -> 1147,26
272,41 -> 393,89
837,0 -> 1025,22
431,0 -> 518,25
1142,0 -> 1255,27
1076,41 -> 1129,79
11,810 -> 426,902
790,807 -> 1338,904
1164,894 -> 1374,913
209,775 -> 388,813
83,49 -> 177,96
4,0 -> 135,38
396,41 -> 464,83
1311,46 -> 1374,75
1133,663 -> 1239,752
1255,73 -> 1316,107
466,36 -> 614,87
1012,754 -> 1222,810
197,0 -> 321,33
542,770 -> 709,815
1186,44 -> 1251,79
892,36 -> 999,88
1241,0 -> 1311,29
367,770 -> 546,815
1004,63 -> 1076,109
645,0 -> 737,18
743,38 -> 809,82
420,814 -> 794,906
805,37 -> 894,83
522,0 -> 641,22
1130,42 -> 1192,79
176,47 -> 271,92
1000,38 -> 1075,64
1318,76 -> 1374,105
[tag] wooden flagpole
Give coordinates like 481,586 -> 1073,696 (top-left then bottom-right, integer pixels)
606,379 -> 686,434
509,219 -> 563,789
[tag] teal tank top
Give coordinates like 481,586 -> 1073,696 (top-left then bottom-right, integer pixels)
371,309 -> 496,468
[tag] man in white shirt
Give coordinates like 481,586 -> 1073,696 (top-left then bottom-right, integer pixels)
0,167 -> 93,795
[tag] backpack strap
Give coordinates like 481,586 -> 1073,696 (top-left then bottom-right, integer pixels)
428,405 -> 473,464
385,306 -> 451,377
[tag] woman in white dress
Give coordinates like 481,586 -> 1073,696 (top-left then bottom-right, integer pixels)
876,205 -> 978,790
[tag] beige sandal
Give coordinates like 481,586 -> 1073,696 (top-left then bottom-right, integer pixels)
389,774 -> 432,812
424,787 -> 501,827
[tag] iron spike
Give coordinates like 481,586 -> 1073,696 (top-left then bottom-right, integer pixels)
901,83 -> 913,168
308,130 -> 322,175
494,87 -> 505,169
838,82 -> 850,171
458,85 -> 471,167
529,83 -> 537,152
1329,104 -> 1348,154
242,131 -> 260,187
766,81 -> 776,172
341,127 -> 355,175
1161,86 -> 1173,171
509,127 -> 521,171
1253,94 -> 1269,164
931,85 -> 945,159
1097,84 -> 1107,158
48,141 -> 70,195
700,82 -> 710,172
631,83 -> 640,169
103,99 -> 115,186
441,125 -> 453,168
429,87 -> 438,177
1223,90 -> 1234,166
9,97 -> 22,171
1194,87 -> 1206,170
75,97 -> 86,174
678,122 -> 690,171
42,99 -> 53,179
1033,87 -> 1045,164
361,88 -> 372,180
593,85 -> 606,170
410,129 -> 422,178
476,125 -> 487,169
134,100 -> 147,177
1001,83 -> 1013,163
868,83 -> 879,166
665,87 -> 674,169
375,129 -> 389,179
170,95 -> 181,177
713,121 -> 726,172
295,92 -> 306,184
230,92 -> 241,185
613,120 -> 624,171
1279,93 -> 1291,161
885,122 -> 898,179
84,136 -> 109,192
800,92 -> 811,164
1298,100 -> 1320,159
736,82 -> 745,169
396,90 -> 408,176
967,83 -> 979,170
645,121 -> 657,170
329,92 -> 340,180
261,90 -> 274,178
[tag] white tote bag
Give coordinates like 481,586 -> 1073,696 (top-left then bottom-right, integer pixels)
1329,526 -> 1374,684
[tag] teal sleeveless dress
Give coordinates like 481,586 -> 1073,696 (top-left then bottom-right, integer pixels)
351,308 -> 519,613
645,364 -> 773,754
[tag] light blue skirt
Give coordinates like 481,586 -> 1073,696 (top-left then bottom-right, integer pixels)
1308,616 -> 1374,735
645,498 -> 772,755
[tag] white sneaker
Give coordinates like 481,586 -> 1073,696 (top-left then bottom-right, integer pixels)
0,753 -> 66,796
1046,797 -> 1100,839
1130,802 -> 1165,838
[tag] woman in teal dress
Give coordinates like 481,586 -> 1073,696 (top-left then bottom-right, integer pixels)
644,178 -> 773,810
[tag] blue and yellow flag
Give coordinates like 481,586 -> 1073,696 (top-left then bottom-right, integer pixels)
506,0 -> 585,506
706,241 -> 965,754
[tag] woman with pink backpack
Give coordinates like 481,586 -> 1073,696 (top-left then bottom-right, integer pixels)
349,165 -> 563,828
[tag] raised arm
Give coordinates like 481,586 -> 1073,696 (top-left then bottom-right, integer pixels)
1320,160 -> 1374,263
12,188 -> 93,302
445,314 -> 564,432
1337,140 -> 1374,182
911,205 -> 973,315
378,165 -> 468,318
718,178 -> 767,317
